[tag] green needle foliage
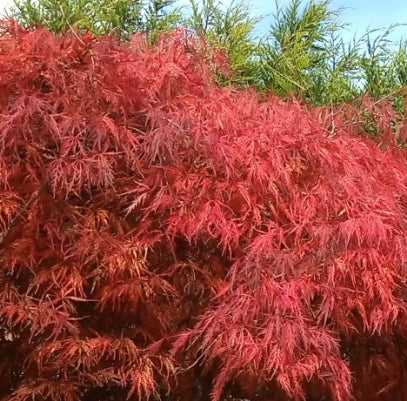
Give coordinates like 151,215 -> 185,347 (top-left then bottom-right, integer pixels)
143,0 -> 181,41
184,0 -> 261,86
308,31 -> 362,105
259,0 -> 407,109
261,0 -> 343,101
263,0 -> 335,95
11,0 -> 180,38
357,27 -> 407,114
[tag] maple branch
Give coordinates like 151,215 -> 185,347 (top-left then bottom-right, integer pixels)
0,182 -> 47,247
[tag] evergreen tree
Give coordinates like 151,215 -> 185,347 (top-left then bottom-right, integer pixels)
10,0 -> 180,38
184,0 -> 261,86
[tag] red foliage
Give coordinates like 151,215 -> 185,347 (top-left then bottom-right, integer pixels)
1,21 -> 407,401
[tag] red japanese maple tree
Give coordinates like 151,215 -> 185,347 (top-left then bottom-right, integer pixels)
0,21 -> 407,401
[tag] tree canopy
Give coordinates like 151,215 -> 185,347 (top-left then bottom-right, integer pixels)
0,21 -> 407,401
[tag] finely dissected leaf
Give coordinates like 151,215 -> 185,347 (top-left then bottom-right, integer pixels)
7,380 -> 79,401
1,21 -> 407,401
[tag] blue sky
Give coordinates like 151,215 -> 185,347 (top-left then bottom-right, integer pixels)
1,0 -> 407,44
330,0 -> 407,42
